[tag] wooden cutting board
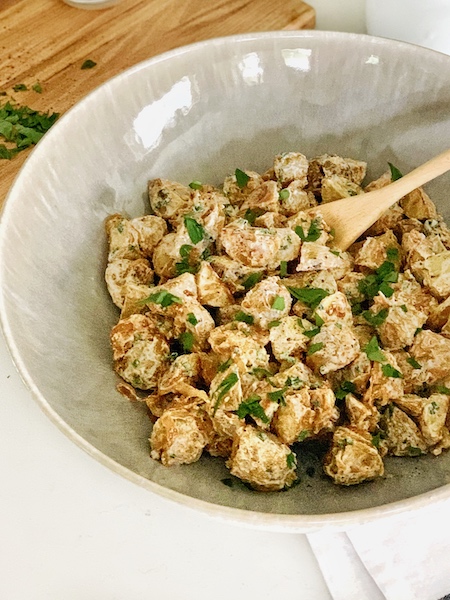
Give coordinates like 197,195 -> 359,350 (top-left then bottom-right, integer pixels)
0,0 -> 315,205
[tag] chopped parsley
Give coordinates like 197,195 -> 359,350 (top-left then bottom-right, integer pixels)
213,372 -> 239,414
272,295 -> 285,311
268,320 -> 281,328
435,385 -> 450,395
307,342 -> 324,356
381,363 -> 403,379
217,358 -> 232,372
400,304 -> 408,313
287,286 -> 330,310
0,101 -> 59,159
268,387 -> 288,405
286,452 -> 297,469
184,216 -> 205,244
175,244 -> 199,275
243,207 -> 264,225
81,59 -> 97,69
295,219 -> 321,242
429,401 -> 439,415
362,307 -> 389,327
235,168 -> 250,188
303,326 -> 321,339
242,272 -> 263,290
179,331 -> 195,352
358,261 -> 398,300
236,395 -> 269,423
386,247 -> 400,262
13,83 -> 27,92
407,445 -> 423,457
363,336 -> 387,363
141,290 -> 182,308
388,162 -> 403,181
334,380 -> 357,400
32,82 -> 43,94
279,189 -> 290,201
186,313 -> 198,326
297,430 -> 311,442
279,261 -> 288,278
189,180 -> 203,190
234,311 -> 254,325
406,356 -> 422,370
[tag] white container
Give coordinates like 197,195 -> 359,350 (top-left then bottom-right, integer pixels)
366,0 -> 450,55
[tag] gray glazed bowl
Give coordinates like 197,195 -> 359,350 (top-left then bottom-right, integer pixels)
2,31 -> 450,532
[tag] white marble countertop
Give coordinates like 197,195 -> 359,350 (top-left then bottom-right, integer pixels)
0,3 -> 367,599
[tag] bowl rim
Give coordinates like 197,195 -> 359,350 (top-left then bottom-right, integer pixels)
2,29 -> 450,532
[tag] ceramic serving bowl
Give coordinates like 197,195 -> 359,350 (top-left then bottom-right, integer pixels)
2,31 -> 450,532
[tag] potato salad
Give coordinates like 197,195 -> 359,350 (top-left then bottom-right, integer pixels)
105,151 -> 450,491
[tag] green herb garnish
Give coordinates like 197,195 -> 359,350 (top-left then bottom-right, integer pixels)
279,189 -> 290,201
303,327 -> 320,339
213,372 -> 239,414
362,307 -> 389,327
141,290 -> 182,308
287,286 -> 330,310
358,261 -> 398,300
279,261 -> 288,278
381,363 -> 403,378
407,445 -> 423,457
268,320 -> 281,328
407,356 -> 422,369
236,395 -> 269,423
0,101 -> 59,159
32,82 -> 43,94
386,247 -> 399,262
335,380 -> 357,400
272,296 -> 285,311
13,84 -> 27,92
295,219 -> 321,242
307,342 -> 324,356
297,430 -> 311,442
217,358 -> 233,373
179,331 -> 194,352
363,336 -> 387,363
388,162 -> 403,181
434,385 -> 450,395
234,311 -> 254,325
184,216 -> 205,244
81,59 -> 97,69
268,387 -> 288,405
189,180 -> 202,190
187,313 -> 198,326
286,452 -> 297,469
235,168 -> 250,188
242,272 -> 263,290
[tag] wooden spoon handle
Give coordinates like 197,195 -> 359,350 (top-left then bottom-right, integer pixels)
315,148 -> 450,251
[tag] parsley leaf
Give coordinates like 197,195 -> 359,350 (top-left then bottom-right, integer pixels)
217,358 -> 232,373
307,342 -> 324,356
279,261 -> 288,278
406,356 -> 422,369
388,162 -> 403,181
235,168 -> 250,188
236,395 -> 269,423
334,380 -> 357,400
186,313 -> 198,326
358,261 -> 398,300
141,290 -> 182,308
272,295 -> 285,311
242,272 -> 263,290
363,336 -> 387,363
179,331 -> 194,352
268,387 -> 288,405
297,430 -> 311,442
13,83 -> 27,92
295,219 -> 321,242
189,180 -> 202,190
279,189 -> 290,201
81,59 -> 97,69
234,311 -> 254,324
213,372 -> 239,414
184,216 -> 205,244
362,307 -> 389,327
286,452 -> 297,469
287,286 -> 330,310
386,247 -> 399,262
244,207 -> 264,225
381,363 -> 403,378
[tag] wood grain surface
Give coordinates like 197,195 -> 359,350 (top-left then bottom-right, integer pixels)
0,0 -> 315,206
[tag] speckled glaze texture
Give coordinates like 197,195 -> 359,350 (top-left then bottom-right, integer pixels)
2,31 -> 450,531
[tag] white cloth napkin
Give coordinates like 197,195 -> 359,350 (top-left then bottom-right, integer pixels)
307,497 -> 450,600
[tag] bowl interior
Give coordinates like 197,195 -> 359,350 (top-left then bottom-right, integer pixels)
2,31 -> 450,530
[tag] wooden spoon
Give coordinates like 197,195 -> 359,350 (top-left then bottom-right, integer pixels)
311,148 -> 450,251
